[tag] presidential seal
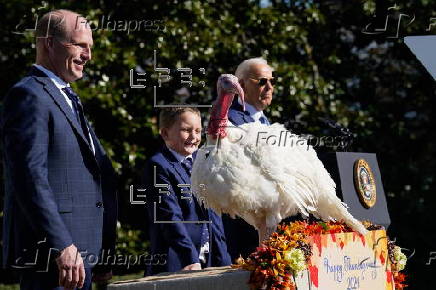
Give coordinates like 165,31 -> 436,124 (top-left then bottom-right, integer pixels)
353,159 -> 376,208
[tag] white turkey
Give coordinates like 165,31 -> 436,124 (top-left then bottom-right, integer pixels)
191,74 -> 367,244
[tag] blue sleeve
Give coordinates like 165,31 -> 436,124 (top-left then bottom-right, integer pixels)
144,162 -> 200,266
1,85 -> 73,251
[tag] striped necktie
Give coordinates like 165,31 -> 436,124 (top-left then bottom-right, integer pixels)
181,156 -> 210,264
259,116 -> 269,125
62,87 -> 91,145
181,157 -> 193,175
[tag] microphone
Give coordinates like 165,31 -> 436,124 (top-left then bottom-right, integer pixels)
318,117 -> 354,151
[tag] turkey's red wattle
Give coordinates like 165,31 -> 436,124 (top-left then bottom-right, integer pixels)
207,92 -> 235,139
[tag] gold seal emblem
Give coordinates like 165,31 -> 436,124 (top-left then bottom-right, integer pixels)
353,159 -> 377,208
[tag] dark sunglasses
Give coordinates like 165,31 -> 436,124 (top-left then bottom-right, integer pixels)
249,77 -> 276,86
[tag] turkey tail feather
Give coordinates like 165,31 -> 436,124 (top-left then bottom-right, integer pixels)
321,196 -> 368,235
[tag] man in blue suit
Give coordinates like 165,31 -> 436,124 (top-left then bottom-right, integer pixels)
1,10 -> 117,289
142,107 -> 231,275
223,57 -> 274,262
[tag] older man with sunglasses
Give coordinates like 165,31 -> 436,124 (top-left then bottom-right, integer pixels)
227,57 -> 274,126
223,57 -> 275,261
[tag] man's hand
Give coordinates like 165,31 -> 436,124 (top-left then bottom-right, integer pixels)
182,263 -> 201,271
55,244 -> 85,289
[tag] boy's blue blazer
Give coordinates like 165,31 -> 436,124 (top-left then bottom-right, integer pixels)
142,145 -> 231,275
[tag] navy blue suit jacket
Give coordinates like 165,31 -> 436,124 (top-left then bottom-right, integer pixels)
1,67 -> 118,270
223,98 -> 271,261
142,145 -> 231,275
228,98 -> 257,126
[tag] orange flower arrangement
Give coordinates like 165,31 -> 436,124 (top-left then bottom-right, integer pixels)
234,221 -> 407,290
393,272 -> 407,289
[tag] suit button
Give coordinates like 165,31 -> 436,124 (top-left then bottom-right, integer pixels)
96,201 -> 103,208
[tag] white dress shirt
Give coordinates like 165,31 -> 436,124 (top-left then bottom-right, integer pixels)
167,147 -> 193,165
33,64 -> 95,154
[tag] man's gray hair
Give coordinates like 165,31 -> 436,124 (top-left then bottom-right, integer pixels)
235,57 -> 272,80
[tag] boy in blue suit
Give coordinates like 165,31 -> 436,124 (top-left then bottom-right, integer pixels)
142,107 -> 231,275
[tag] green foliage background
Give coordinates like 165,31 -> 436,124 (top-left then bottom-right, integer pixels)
0,0 -> 435,288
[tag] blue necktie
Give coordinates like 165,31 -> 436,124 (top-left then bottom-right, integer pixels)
259,116 -> 269,125
182,157 -> 210,263
182,157 -> 193,175
62,87 -> 91,145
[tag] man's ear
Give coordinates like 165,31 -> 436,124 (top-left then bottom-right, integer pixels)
160,128 -> 168,141
44,36 -> 54,51
239,79 -> 245,89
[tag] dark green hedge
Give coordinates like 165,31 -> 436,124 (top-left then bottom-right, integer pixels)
0,1 -> 435,288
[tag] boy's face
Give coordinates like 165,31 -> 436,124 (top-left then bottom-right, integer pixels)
161,112 -> 202,156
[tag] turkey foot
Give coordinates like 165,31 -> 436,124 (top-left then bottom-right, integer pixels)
257,219 -> 277,245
